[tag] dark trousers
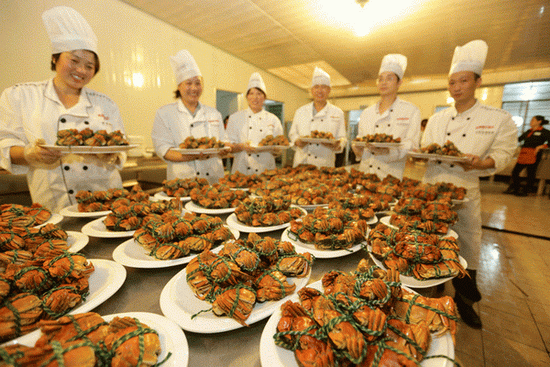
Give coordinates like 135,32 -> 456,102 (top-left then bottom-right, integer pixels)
509,157 -> 541,192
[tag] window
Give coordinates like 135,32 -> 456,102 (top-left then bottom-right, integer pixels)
501,81 -> 550,136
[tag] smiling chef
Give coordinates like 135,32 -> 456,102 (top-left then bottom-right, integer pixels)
421,40 -> 517,329
0,6 -> 127,213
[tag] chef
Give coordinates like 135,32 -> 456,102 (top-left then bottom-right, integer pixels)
226,72 -> 284,175
152,50 -> 227,184
288,67 -> 346,168
421,40 -> 517,328
0,6 -> 126,213
353,54 -> 421,179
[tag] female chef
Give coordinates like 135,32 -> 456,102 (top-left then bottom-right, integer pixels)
352,54 -> 421,179
421,40 -> 517,328
0,6 -> 126,213
151,50 -> 227,184
225,73 -> 284,175
288,67 -> 346,168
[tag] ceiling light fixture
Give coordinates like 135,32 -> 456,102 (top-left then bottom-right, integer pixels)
356,0 -> 369,7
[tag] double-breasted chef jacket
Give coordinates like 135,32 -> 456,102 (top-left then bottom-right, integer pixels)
226,108 -> 283,175
152,100 -> 226,184
288,102 -> 346,168
0,79 -> 126,213
421,100 -> 517,269
357,98 -> 421,179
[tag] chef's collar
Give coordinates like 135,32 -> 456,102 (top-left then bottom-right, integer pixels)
177,99 -> 202,118
44,78 -> 92,116
312,102 -> 328,116
247,107 -> 264,116
376,97 -> 399,116
450,99 -> 480,118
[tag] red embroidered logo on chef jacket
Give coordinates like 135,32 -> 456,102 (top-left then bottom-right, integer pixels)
476,125 -> 494,129
208,120 -> 220,123
396,117 -> 409,120
98,114 -> 109,120
475,125 -> 495,135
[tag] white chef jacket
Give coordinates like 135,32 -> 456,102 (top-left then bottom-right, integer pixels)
226,108 -> 283,175
288,102 -> 346,168
0,79 -> 126,213
421,100 -> 517,269
357,98 -> 421,179
152,100 -> 226,184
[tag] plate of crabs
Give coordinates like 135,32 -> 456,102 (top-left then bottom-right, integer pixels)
81,216 -> 135,238
2,312 -> 188,367
281,227 -> 367,259
259,279 -> 456,367
153,191 -> 191,202
184,201 -> 236,215
34,213 -> 63,228
59,204 -> 111,218
226,206 -> 307,233
112,226 -> 240,269
379,216 -> 459,239
159,266 -> 311,334
41,144 -> 138,154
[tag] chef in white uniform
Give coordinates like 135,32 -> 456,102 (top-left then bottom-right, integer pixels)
288,67 -> 346,168
353,54 -> 421,179
152,50 -> 226,184
0,6 -> 126,213
226,73 -> 284,175
421,40 -> 517,328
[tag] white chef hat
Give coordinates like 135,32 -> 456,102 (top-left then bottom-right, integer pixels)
379,54 -> 407,80
170,50 -> 202,85
247,72 -> 266,95
449,40 -> 488,76
311,67 -> 331,88
42,6 -> 98,54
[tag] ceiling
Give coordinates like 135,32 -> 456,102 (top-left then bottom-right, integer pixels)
121,0 -> 550,96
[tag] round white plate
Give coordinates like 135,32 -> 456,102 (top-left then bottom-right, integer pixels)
67,231 -> 89,253
160,267 -> 311,334
352,141 -> 403,148
379,216 -> 458,238
34,213 -> 63,228
408,151 -> 472,163
226,207 -> 307,233
259,280 -> 455,367
3,312 -> 188,367
112,227 -> 239,269
451,197 -> 470,205
171,147 -> 230,155
59,204 -> 111,218
281,228 -> 366,259
185,201 -> 236,215
367,245 -> 468,288
251,145 -> 290,152
42,144 -> 137,154
295,203 -> 329,211
229,187 -> 250,191
153,191 -> 191,202
299,137 -> 337,144
81,216 -> 135,238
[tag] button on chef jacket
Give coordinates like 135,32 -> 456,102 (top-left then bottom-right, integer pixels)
421,100 -> 517,269
288,102 -> 346,168
152,99 -> 226,184
357,98 -> 421,179
0,79 -> 126,213
226,108 -> 283,175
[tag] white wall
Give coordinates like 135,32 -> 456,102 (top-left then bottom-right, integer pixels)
0,0 -> 309,148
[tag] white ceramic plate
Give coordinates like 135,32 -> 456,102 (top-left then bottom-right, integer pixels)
171,147 -> 230,155
81,216 -> 135,238
34,213 -> 63,228
3,312 -> 188,367
451,197 -> 470,205
42,144 -> 137,154
367,245 -> 468,289
252,145 -> 290,152
299,137 -> 337,144
184,201 -> 236,215
160,267 -> 311,334
67,231 -> 89,253
112,227 -> 240,269
352,141 -> 404,148
379,216 -> 458,238
294,203 -> 329,211
153,192 -> 191,202
226,207 -> 307,233
408,151 -> 472,163
259,280 -> 455,367
59,204 -> 111,218
281,228 -> 366,259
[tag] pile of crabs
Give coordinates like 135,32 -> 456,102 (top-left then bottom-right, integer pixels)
0,204 -> 93,342
275,259 -> 458,367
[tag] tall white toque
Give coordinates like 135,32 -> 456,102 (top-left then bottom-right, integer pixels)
170,50 -> 202,85
42,6 -> 98,54
247,72 -> 266,94
379,54 -> 407,80
311,67 -> 331,88
449,40 -> 488,76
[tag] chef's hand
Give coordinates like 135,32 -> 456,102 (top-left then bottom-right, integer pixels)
23,139 -> 61,166
369,147 -> 390,155
457,154 -> 494,171
94,153 -> 121,168
164,149 -> 195,162
351,144 -> 364,158
321,140 -> 341,151
294,139 -> 307,148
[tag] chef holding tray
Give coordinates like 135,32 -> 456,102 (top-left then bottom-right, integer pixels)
152,49 -> 227,185
352,54 -> 421,179
0,6 -> 126,213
